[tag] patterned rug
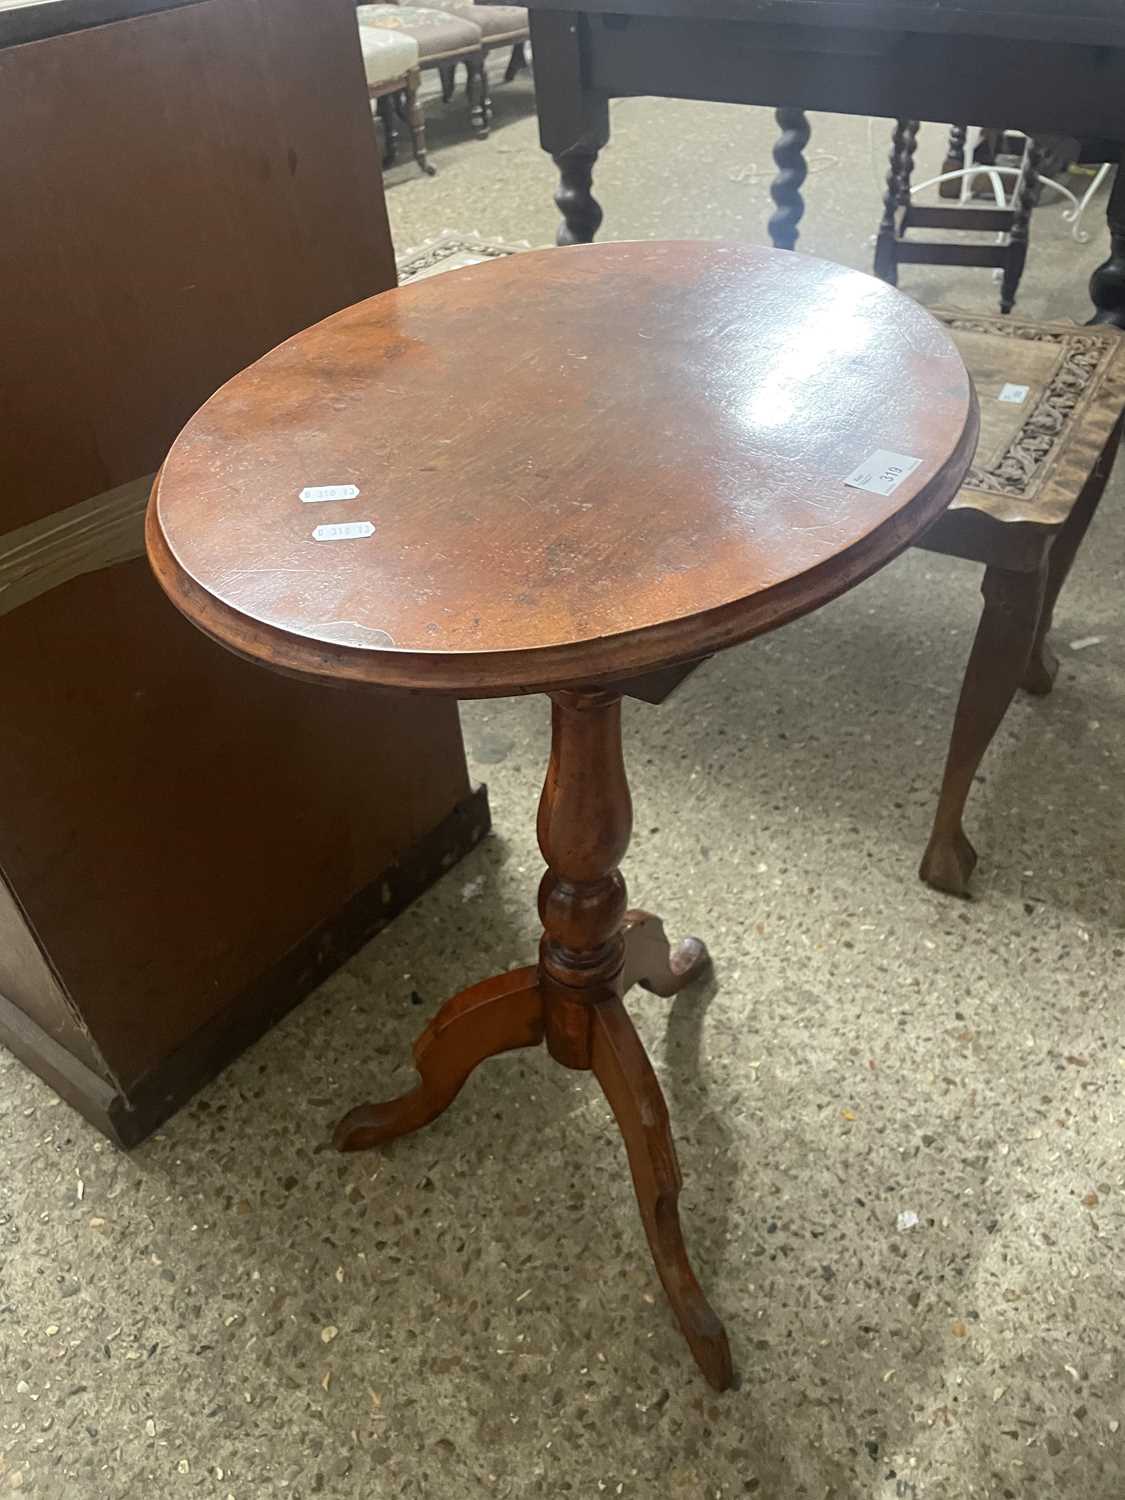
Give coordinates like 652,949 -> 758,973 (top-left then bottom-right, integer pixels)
396,229 -> 532,283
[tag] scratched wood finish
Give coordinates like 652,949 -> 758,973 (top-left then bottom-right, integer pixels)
150,241 -> 978,695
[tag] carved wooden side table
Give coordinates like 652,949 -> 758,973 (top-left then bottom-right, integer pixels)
146,242 -> 978,1389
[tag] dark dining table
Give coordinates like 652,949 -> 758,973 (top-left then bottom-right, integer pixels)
512,0 -> 1125,327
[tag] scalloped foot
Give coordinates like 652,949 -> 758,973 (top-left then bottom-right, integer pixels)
622,910 -> 711,998
1022,635 -> 1059,695
334,967 -> 541,1152
919,825 -> 978,897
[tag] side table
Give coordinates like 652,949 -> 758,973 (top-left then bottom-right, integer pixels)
147,242 -> 978,1389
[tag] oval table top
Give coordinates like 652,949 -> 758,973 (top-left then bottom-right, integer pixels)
147,241 -> 979,697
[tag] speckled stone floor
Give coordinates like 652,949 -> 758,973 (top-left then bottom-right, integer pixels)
3,75 -> 1124,1500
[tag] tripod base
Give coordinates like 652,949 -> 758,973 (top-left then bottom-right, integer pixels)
335,909 -> 732,1392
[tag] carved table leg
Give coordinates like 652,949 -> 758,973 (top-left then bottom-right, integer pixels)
591,995 -> 733,1392
554,145 -> 604,246
767,107 -> 810,251
874,120 -> 912,285
622,910 -> 711,998
1001,137 -> 1043,315
530,9 -> 609,246
920,562 -> 1048,896
1023,416 -> 1123,694
335,967 -> 541,1150
537,690 -> 731,1390
1089,162 -> 1125,329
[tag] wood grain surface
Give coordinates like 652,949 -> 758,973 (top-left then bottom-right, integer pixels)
150,240 -> 979,696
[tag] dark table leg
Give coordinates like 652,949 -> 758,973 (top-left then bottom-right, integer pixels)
767,107 -> 810,250
530,10 -> 610,246
1089,163 -> 1125,329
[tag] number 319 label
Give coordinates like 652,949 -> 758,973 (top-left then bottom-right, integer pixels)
844,449 -> 923,497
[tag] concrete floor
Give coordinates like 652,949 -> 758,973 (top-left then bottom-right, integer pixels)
3,77 -> 1125,1500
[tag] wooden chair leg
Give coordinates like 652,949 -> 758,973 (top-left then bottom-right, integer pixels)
334,968 -> 541,1150
895,119 -> 920,226
466,55 -> 490,136
375,92 -> 398,169
439,63 -> 456,103
1001,137 -> 1043,314
504,40 -> 526,81
622,910 -> 710,998
590,995 -> 733,1392
403,69 -> 436,177
874,120 -> 913,284
941,123 -> 967,199
1024,418 -> 1123,694
920,562 -> 1048,896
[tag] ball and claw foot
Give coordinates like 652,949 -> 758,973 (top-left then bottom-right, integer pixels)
1021,636 -> 1059,696
919,825 -> 978,897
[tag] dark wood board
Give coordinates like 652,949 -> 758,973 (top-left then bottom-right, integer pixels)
507,0 -> 1125,48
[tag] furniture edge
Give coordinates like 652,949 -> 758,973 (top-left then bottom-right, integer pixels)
0,784 -> 492,1147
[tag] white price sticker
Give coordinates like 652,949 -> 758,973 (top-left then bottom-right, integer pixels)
300,484 -> 360,503
312,521 -> 375,542
998,383 -> 1030,405
844,449 -> 922,497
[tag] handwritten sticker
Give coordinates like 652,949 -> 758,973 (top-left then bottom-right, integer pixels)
844,450 -> 922,497
312,521 -> 375,542
300,484 -> 360,503
998,383 -> 1030,405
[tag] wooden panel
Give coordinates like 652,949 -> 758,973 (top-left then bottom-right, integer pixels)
0,559 -> 470,1089
0,0 -> 393,530
512,0 -> 1125,48
0,0 -> 204,47
0,874 -> 108,1077
903,204 -> 1013,233
586,17 -> 1125,141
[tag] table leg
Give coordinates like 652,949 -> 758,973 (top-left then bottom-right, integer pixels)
335,687 -> 731,1390
767,107 -> 810,251
537,689 -> 731,1390
530,10 -> 610,246
555,146 -> 604,245
1089,162 -> 1125,329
